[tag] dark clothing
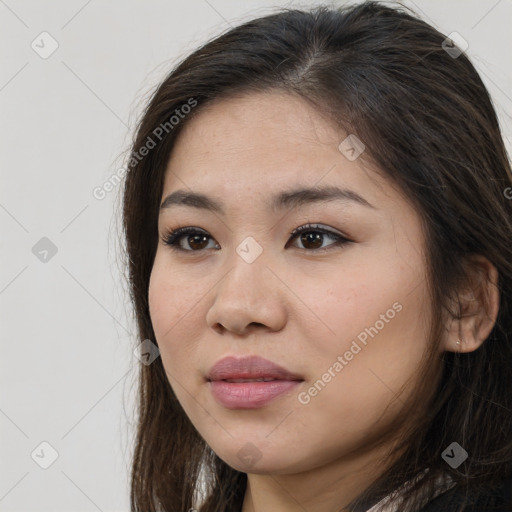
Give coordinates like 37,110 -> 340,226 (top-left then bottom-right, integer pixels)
420,479 -> 512,511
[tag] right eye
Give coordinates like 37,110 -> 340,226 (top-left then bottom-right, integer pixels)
161,226 -> 219,252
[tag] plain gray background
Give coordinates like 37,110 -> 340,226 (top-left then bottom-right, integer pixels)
1,0 -> 511,510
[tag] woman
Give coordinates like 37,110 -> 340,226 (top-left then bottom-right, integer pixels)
122,1 -> 512,510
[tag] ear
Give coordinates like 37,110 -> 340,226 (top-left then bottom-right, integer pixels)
443,255 -> 500,353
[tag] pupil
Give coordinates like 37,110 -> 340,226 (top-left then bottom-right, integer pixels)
190,235 -> 208,250
302,233 -> 322,249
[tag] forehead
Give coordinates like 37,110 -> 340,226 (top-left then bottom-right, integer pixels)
174,90 -> 341,150
163,91 -> 384,195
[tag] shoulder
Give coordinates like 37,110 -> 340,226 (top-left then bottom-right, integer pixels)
419,478 -> 512,512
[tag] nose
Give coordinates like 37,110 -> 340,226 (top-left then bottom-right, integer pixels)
205,253 -> 288,336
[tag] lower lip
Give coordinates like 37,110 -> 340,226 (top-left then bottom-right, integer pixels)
209,380 -> 302,409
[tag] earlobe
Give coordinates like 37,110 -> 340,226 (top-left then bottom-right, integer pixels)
443,255 -> 500,353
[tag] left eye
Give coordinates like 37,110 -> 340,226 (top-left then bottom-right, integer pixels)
287,224 -> 351,251
160,223 -> 351,253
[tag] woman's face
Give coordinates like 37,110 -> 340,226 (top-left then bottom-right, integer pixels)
149,91 -> 434,476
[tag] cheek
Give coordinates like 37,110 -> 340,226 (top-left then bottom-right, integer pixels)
148,267 -> 176,329
293,272 -> 429,444
148,258 -> 206,380
301,254 -> 430,383
148,256 -> 201,332
295,257 -> 415,343
148,252 -> 219,400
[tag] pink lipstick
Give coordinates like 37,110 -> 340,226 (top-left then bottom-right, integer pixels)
206,355 -> 303,409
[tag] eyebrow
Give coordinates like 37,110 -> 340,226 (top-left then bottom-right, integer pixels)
159,185 -> 376,215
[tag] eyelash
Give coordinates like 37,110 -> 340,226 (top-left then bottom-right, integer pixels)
160,223 -> 352,254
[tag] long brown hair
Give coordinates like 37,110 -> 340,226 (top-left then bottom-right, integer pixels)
121,2 -> 512,510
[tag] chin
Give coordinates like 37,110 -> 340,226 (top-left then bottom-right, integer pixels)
210,443 -> 302,475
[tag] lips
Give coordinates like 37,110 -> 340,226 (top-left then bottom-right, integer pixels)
206,355 -> 303,382
206,355 -> 304,409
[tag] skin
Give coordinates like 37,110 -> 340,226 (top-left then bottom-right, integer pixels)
148,91 -> 499,512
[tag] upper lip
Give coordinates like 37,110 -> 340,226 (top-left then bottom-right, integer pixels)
207,355 -> 303,381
